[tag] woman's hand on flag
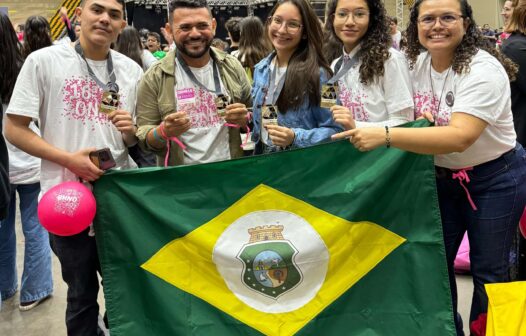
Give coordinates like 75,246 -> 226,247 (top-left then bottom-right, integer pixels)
332,127 -> 385,152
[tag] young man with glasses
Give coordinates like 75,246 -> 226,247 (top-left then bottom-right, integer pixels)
5,0 -> 142,334
136,0 -> 251,167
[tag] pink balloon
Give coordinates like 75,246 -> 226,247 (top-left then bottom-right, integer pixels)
520,206 -> 526,239
38,181 -> 96,236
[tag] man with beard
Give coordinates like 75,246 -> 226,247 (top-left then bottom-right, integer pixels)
5,0 -> 142,334
136,0 -> 251,166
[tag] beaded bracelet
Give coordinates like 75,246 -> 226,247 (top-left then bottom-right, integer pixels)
152,126 -> 166,143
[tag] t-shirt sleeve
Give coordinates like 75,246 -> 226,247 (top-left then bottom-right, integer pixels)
452,59 -> 508,125
382,51 -> 414,115
6,55 -> 42,120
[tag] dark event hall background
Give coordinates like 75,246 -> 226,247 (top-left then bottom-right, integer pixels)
125,0 -> 326,44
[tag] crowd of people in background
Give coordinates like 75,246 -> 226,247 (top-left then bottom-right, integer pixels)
0,0 -> 525,335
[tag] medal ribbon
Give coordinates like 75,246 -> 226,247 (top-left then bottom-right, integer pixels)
327,50 -> 362,85
74,42 -> 118,92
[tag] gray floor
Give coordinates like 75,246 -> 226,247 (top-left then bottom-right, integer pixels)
0,214 -> 473,336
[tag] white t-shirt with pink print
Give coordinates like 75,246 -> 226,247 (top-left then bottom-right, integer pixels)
174,58 -> 230,165
412,50 -> 516,169
7,44 -> 142,196
331,45 -> 414,128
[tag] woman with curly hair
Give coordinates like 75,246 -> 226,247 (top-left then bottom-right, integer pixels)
333,0 -> 525,333
21,16 -> 52,58
251,0 -> 342,153
324,0 -> 414,130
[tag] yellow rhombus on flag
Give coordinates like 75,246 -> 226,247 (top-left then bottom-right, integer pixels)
485,281 -> 526,336
142,184 -> 406,336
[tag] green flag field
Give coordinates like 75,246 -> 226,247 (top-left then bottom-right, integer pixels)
93,124 -> 455,336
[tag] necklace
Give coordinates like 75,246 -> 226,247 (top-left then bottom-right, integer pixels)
429,58 -> 452,116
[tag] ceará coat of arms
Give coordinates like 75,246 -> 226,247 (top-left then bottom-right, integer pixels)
238,225 -> 302,298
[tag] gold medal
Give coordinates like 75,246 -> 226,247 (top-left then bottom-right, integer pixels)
215,94 -> 230,118
320,83 -> 339,108
99,91 -> 120,114
262,104 -> 278,126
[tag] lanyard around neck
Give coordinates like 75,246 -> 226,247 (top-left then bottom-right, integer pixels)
429,56 -> 452,115
264,54 -> 287,105
74,42 -> 118,92
176,50 -> 222,95
327,50 -> 362,85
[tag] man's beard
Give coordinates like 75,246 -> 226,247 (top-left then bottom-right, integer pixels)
176,37 -> 213,59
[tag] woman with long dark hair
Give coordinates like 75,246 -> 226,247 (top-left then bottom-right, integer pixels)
116,26 -> 157,72
324,0 -> 414,130
0,12 -> 53,311
333,0 -> 524,334
251,0 -> 342,154
21,16 -> 52,58
237,16 -> 271,82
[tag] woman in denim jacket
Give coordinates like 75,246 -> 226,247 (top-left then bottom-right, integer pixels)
251,0 -> 343,154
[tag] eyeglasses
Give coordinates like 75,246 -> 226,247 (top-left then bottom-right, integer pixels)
417,13 -> 465,28
332,9 -> 370,24
175,22 -> 212,33
268,16 -> 303,34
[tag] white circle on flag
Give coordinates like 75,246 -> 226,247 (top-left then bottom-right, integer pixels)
213,210 -> 329,313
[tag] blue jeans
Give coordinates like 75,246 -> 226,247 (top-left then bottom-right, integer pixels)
436,143 -> 526,335
0,182 -> 53,303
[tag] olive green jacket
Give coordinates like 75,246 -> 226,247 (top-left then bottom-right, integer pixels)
136,47 -> 252,166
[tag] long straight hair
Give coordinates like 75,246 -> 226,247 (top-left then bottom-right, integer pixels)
238,16 -> 271,75
0,13 -> 24,104
267,0 -> 332,113
116,26 -> 144,68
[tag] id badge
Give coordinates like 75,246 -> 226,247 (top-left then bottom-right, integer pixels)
215,94 -> 231,118
261,104 -> 278,126
320,83 -> 339,108
99,91 -> 120,114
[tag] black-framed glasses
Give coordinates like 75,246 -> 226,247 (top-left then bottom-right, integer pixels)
268,16 -> 303,34
417,13 -> 465,28
175,22 -> 212,33
332,9 -> 370,23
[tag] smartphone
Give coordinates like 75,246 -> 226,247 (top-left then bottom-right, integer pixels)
89,148 -> 116,170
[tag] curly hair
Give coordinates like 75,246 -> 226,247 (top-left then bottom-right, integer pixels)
22,16 -> 52,59
324,0 -> 391,85
405,0 -> 517,81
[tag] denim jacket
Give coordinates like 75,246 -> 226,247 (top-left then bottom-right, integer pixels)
251,53 -> 343,153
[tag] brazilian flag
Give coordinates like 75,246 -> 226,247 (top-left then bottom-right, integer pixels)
94,124 -> 455,336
